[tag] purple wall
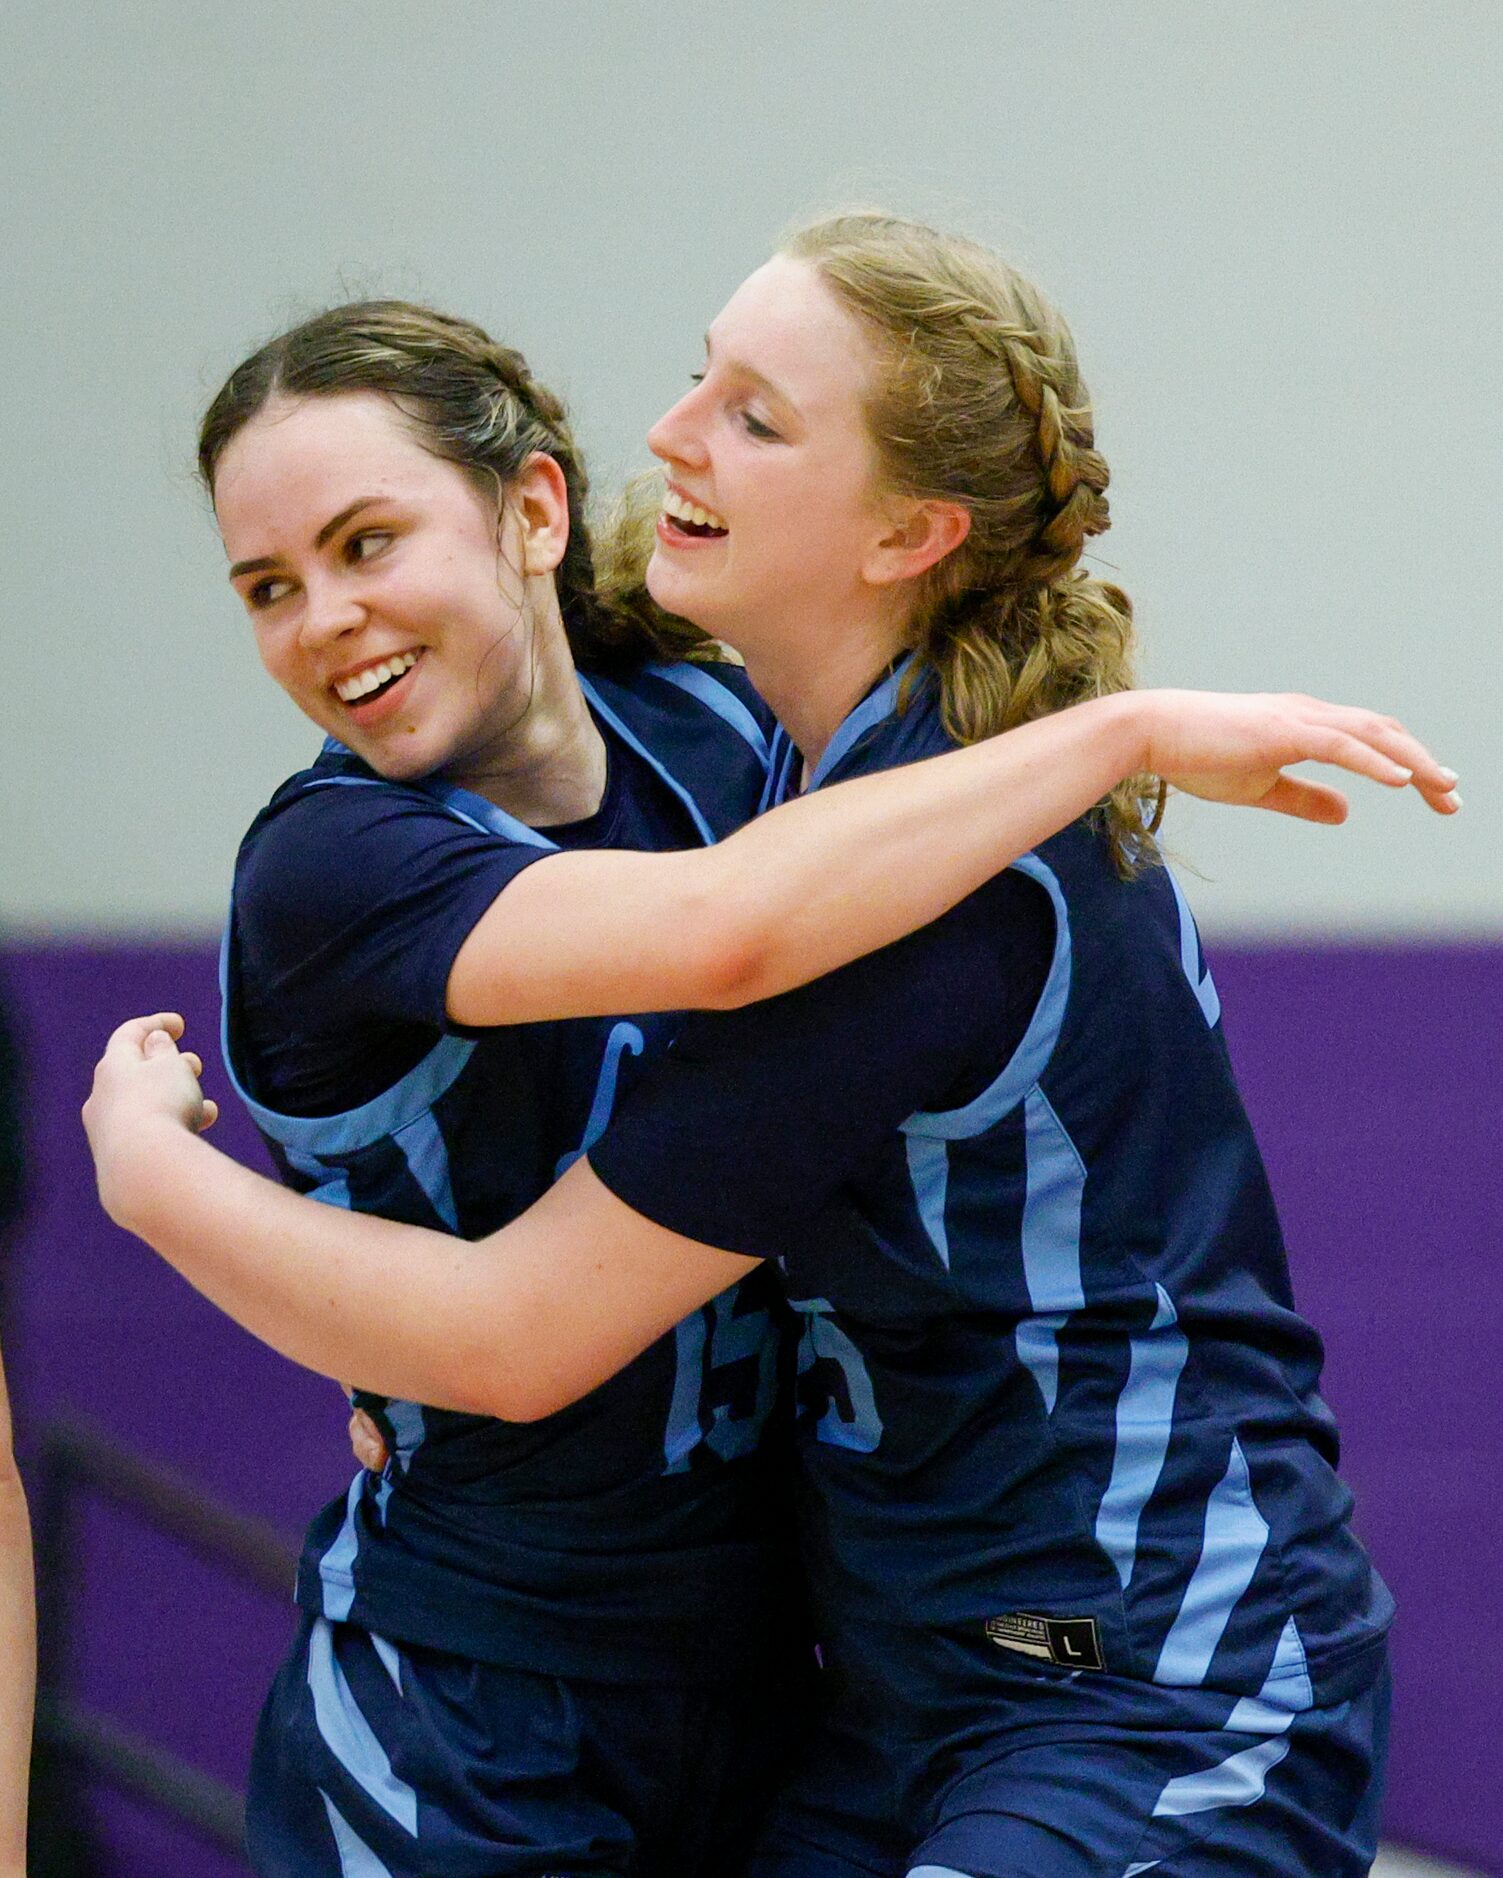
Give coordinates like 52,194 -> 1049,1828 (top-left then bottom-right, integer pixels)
4,939 -> 1499,1874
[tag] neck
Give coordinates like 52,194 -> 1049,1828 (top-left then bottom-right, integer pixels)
447,589 -> 609,825
733,609 -> 907,777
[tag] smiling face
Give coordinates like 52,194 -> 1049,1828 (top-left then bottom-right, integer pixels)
213,391 -> 548,783
645,255 -> 901,660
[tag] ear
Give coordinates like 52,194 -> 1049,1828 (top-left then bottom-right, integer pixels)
862,497 -> 971,590
511,452 -> 571,576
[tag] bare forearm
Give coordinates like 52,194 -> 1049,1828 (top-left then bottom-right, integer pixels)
699,691 -> 1145,1003
103,1125 -> 743,1421
0,1476 -> 32,1873
460,691 -> 1144,1023
0,1346 -> 32,1871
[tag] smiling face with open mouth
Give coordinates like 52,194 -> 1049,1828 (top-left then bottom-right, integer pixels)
644,254 -> 895,662
213,390 -> 543,785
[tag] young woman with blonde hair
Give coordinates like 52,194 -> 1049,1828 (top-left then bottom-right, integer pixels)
88,216 -> 1451,1875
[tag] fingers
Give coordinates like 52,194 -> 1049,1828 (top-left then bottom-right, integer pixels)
1258,775 -> 1350,825
1304,703 -> 1460,806
199,1098 -> 219,1132
108,1012 -> 185,1055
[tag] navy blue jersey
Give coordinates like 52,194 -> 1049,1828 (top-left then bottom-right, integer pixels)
591,660 -> 1392,1716
223,662 -> 800,1685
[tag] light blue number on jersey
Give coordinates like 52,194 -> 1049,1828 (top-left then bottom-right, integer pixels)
791,1296 -> 883,1453
664,1287 -> 780,1471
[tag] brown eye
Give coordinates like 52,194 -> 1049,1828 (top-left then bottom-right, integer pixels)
247,576 -> 294,609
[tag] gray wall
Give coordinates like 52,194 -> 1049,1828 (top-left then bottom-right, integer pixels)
5,1 -> 1498,936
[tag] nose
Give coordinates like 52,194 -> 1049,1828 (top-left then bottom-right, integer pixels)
299,573 -> 367,650
647,384 -> 710,472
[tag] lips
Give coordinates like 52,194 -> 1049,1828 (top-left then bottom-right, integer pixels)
333,649 -> 423,723
660,484 -> 728,540
333,649 -> 420,704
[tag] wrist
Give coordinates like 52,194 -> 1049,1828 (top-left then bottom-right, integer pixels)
1089,690 -> 1155,782
96,1113 -> 191,1236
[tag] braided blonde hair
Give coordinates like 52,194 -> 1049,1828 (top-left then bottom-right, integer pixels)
785,212 -> 1163,871
198,300 -> 712,674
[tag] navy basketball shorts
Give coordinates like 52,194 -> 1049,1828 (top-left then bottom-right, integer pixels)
745,1633 -> 1391,1878
246,1613 -> 803,1877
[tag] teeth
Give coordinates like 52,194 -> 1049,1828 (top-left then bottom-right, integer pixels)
662,487 -> 727,532
336,651 -> 418,703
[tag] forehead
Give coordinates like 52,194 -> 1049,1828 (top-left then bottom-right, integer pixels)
710,255 -> 876,413
212,391 -> 449,540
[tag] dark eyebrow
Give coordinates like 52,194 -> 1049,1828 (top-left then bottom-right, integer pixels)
227,498 -> 384,580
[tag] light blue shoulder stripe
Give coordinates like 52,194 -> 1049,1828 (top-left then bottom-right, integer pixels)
1094,1285 -> 1190,1589
307,1619 -> 418,1832
416,775 -> 559,849
578,674 -> 716,844
900,855 -> 1071,1142
319,1790 -> 396,1876
806,656 -> 913,791
644,660 -> 771,766
1153,1435 -> 1269,1686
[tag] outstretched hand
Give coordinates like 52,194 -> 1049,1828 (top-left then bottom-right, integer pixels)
82,1014 -> 219,1223
1140,691 -> 1460,824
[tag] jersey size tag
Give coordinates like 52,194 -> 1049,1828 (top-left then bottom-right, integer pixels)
984,1612 -> 1105,1671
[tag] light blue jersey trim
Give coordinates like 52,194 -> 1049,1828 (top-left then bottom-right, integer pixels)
283,1146 -> 353,1210
1095,1286 -> 1190,1589
900,856 -> 1072,1141
578,674 -> 717,844
556,1021 -> 646,1177
1154,1436 -> 1269,1686
1014,1087 -> 1087,1414
904,1135 -> 951,1267
1168,867 -> 1221,1028
806,657 -> 913,791
391,1110 -> 459,1231
369,1634 -> 403,1696
645,661 -> 771,767
231,1026 -> 477,1157
316,1475 -> 365,1622
416,774 -> 560,849
384,1399 -> 426,1474
1150,1734 -> 1291,1818
759,726 -> 801,813
307,1619 -> 418,1832
319,1790 -> 395,1876
1226,1617 -> 1315,1732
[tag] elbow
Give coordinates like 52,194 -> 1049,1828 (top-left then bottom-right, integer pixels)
689,902 -> 781,1012
442,1341 -> 581,1426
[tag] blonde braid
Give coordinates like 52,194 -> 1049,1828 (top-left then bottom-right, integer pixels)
785,211 -> 1163,874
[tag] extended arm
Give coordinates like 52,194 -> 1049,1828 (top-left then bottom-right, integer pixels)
0,1344 -> 34,1877
84,1021 -> 749,1421
448,688 -> 1458,1024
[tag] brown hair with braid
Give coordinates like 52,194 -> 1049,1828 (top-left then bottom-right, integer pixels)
198,299 -> 712,674
784,211 -> 1164,872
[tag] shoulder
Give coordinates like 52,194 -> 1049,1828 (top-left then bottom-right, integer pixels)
233,758 -> 535,947
604,659 -> 776,757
